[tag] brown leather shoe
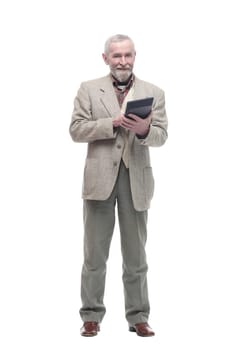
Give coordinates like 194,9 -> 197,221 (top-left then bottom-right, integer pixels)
80,321 -> 100,337
129,322 -> 155,337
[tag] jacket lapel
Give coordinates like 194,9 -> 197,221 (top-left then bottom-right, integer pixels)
99,76 -> 120,118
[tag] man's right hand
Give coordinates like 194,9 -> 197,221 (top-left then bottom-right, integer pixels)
112,114 -> 124,127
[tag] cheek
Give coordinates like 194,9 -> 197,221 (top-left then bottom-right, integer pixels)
128,58 -> 135,66
109,62 -> 118,69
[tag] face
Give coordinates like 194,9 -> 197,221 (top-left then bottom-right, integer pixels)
102,39 -> 136,82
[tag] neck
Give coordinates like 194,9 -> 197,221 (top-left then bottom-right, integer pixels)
112,74 -> 133,86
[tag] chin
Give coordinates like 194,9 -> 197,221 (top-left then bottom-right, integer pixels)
113,70 -> 132,82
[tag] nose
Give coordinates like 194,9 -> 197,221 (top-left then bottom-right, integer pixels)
119,56 -> 127,65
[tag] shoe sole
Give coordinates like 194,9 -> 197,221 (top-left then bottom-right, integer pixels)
129,326 -> 155,337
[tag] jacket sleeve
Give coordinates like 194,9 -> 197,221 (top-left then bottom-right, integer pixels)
139,89 -> 168,147
69,82 -> 117,143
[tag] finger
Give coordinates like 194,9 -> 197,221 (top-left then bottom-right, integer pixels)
127,114 -> 138,121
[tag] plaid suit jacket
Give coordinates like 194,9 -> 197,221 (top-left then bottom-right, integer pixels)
69,75 -> 168,211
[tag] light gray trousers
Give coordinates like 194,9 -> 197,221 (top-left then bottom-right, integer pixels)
80,161 -> 150,325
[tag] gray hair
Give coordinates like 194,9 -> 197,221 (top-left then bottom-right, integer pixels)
104,34 -> 135,55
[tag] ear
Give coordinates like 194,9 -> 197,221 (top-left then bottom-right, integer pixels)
102,53 -> 109,65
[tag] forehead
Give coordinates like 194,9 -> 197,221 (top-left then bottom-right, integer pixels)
108,39 -> 135,54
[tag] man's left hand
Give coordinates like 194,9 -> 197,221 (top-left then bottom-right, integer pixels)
121,114 -> 151,137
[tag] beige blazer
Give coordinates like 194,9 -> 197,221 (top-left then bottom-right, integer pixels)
69,75 -> 168,211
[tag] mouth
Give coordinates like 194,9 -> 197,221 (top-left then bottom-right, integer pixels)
116,66 -> 131,70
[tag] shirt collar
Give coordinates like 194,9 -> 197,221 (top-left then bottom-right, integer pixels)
111,74 -> 134,90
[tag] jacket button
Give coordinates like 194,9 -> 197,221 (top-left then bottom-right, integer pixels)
113,161 -> 118,167
117,144 -> 122,149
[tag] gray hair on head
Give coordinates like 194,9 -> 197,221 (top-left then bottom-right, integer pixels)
104,34 -> 135,55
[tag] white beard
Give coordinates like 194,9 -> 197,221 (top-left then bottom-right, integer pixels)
112,69 -> 132,82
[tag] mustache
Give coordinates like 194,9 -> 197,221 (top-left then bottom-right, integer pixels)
116,67 -> 131,69
116,65 -> 132,69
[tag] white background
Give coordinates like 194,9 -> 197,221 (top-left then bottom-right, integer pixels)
0,0 -> 233,349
